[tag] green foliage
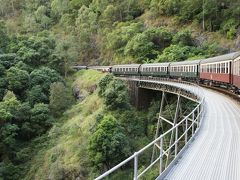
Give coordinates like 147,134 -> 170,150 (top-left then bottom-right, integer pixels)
30,67 -> 63,95
49,82 -> 74,117
102,79 -> 130,110
28,85 -> 48,106
75,5 -> 98,63
98,74 -> 114,96
30,103 -> 53,136
0,22 -> 9,53
157,45 -> 194,62
150,0 -> 182,16
0,54 -> 18,69
88,115 -> 131,170
105,22 -> 144,58
6,67 -> 29,94
173,29 -> 193,46
0,0 -> 238,179
124,27 -> 173,62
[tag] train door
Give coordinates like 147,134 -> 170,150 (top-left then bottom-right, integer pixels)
230,61 -> 233,84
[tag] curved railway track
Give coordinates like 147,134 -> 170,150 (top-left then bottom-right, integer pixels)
154,81 -> 240,180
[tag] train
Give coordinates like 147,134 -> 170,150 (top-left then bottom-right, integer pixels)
73,51 -> 240,93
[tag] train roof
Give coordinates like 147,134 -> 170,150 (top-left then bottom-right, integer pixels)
170,59 -> 201,66
112,64 -> 141,68
201,51 -> 240,64
88,66 -> 111,69
141,63 -> 170,67
72,65 -> 87,69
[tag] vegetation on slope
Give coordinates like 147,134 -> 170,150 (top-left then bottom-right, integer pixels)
26,70 -> 105,179
0,0 -> 239,179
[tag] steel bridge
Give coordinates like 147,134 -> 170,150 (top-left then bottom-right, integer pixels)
96,77 -> 240,180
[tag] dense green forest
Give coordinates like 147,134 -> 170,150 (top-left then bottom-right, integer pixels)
0,0 -> 239,179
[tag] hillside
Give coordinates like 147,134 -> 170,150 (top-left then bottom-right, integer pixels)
0,0 -> 239,179
1,0 -> 239,65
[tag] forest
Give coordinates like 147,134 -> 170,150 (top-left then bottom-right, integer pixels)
0,0 -> 239,179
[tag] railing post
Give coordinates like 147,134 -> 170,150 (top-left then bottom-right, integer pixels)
197,106 -> 200,128
175,126 -> 178,157
192,112 -> 195,136
185,118 -> 188,144
134,153 -> 138,180
160,137 -> 163,174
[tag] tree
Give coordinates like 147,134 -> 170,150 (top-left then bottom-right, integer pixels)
98,74 -> 114,96
28,85 -> 48,106
124,27 -> 172,62
103,79 -> 129,110
0,91 -> 21,159
157,45 -> 194,62
34,5 -> 52,29
0,21 -> 9,53
51,0 -> 70,19
6,67 -> 29,94
88,115 -> 131,170
49,82 -> 73,117
0,54 -> 18,69
30,103 -> 53,136
30,67 -> 63,95
75,5 -> 98,63
54,37 -> 78,77
173,29 -> 193,46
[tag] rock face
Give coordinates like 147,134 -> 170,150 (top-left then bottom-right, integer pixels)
72,85 -> 85,101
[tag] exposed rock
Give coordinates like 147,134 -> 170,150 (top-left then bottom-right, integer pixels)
72,85 -> 85,101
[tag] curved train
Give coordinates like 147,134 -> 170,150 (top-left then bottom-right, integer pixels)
73,52 -> 240,93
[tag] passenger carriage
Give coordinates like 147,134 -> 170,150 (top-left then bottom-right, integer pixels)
232,52 -> 240,89
199,52 -> 238,85
88,66 -> 112,72
112,64 -> 141,76
140,63 -> 169,77
170,60 -> 200,79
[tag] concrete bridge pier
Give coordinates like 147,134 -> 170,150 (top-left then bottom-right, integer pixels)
126,80 -> 160,109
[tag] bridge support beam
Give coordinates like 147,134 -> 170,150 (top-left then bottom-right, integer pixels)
126,80 -> 159,109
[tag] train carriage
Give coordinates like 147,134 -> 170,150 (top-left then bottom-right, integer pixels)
200,53 -> 238,85
112,64 -> 140,76
140,63 -> 169,77
88,66 -> 112,72
170,60 -> 200,79
232,52 -> 240,88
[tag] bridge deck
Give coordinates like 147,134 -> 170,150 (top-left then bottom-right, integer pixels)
149,80 -> 240,180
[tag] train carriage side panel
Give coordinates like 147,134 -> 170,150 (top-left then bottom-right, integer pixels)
140,63 -> 169,77
200,52 -> 240,84
170,60 -> 201,79
232,54 -> 240,88
112,64 -> 140,76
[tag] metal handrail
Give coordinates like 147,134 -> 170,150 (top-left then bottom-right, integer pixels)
95,79 -> 205,180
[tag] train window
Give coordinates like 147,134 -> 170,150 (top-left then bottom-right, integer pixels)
226,62 -> 229,74
221,63 -> 225,73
